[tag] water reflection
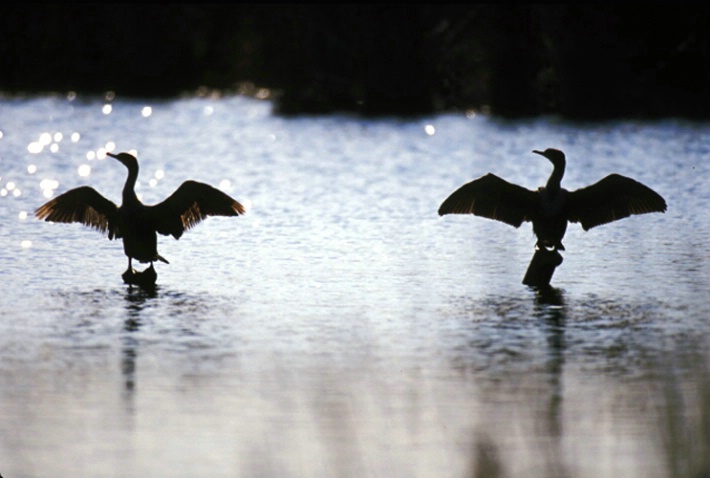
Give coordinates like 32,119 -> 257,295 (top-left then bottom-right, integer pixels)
1,285 -> 706,477
442,286 -> 710,477
121,287 -> 155,396
533,287 -> 571,477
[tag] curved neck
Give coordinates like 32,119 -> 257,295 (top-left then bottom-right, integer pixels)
546,160 -> 565,193
122,165 -> 139,204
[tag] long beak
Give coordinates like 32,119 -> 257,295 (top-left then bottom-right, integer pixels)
106,152 -> 118,159
532,150 -> 544,156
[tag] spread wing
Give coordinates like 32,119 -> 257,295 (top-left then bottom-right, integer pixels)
35,186 -> 120,238
567,174 -> 667,230
150,180 -> 246,239
438,173 -> 539,227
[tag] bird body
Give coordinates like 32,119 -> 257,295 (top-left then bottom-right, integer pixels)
111,152 -> 168,264
439,148 -> 667,255
35,152 -> 245,280
116,200 -> 168,264
533,186 -> 569,250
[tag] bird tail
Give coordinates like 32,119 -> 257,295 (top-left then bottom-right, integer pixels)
156,254 -> 169,264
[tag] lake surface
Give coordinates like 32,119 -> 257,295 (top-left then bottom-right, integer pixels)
1,94 -> 708,477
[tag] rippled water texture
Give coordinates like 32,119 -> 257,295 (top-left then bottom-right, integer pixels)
1,95 -> 709,477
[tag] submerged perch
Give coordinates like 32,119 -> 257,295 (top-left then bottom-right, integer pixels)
439,148 -> 667,286
522,247 -> 563,287
35,152 -> 246,286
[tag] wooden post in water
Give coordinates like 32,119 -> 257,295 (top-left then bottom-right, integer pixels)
522,247 -> 563,287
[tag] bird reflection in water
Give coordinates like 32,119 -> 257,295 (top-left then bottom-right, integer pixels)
120,286 -> 155,405
533,286 -> 567,435
439,148 -> 667,286
467,287 -> 570,478
451,286 -> 571,477
35,152 -> 246,288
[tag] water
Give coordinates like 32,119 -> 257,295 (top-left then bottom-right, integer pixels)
1,94 -> 709,477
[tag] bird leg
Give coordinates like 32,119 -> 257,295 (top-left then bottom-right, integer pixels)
124,257 -> 135,275
122,257 -> 135,284
122,261 -> 135,285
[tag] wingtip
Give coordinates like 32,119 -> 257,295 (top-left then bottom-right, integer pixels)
234,202 -> 247,215
232,197 -> 250,215
438,204 -> 453,216
34,203 -> 50,220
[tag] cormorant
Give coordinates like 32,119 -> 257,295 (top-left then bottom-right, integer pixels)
35,152 -> 246,280
438,148 -> 667,253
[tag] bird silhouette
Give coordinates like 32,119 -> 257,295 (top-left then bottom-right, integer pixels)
35,152 -> 245,281
438,148 -> 667,253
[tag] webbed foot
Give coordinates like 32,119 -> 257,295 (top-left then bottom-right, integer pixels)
122,264 -> 158,288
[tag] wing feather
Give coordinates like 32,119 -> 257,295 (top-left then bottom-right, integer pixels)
438,173 -> 539,228
150,180 -> 245,239
567,174 -> 667,230
34,186 -> 120,238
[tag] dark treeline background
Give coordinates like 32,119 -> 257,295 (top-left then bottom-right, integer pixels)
1,4 -> 709,119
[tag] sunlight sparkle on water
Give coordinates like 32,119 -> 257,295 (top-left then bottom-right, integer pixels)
78,164 -> 91,177
241,198 -> 254,213
3,181 -> 22,197
102,104 -> 112,115
28,132 -> 56,154
40,178 -> 59,198
20,240 -> 32,249
150,169 -> 165,187
142,106 -> 152,118
27,165 -> 37,174
71,132 -> 80,142
424,124 -> 436,136
18,211 -> 27,220
219,179 -> 231,191
40,179 -> 59,190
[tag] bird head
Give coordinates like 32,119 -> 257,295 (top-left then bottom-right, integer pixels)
107,152 -> 138,171
532,148 -> 566,167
